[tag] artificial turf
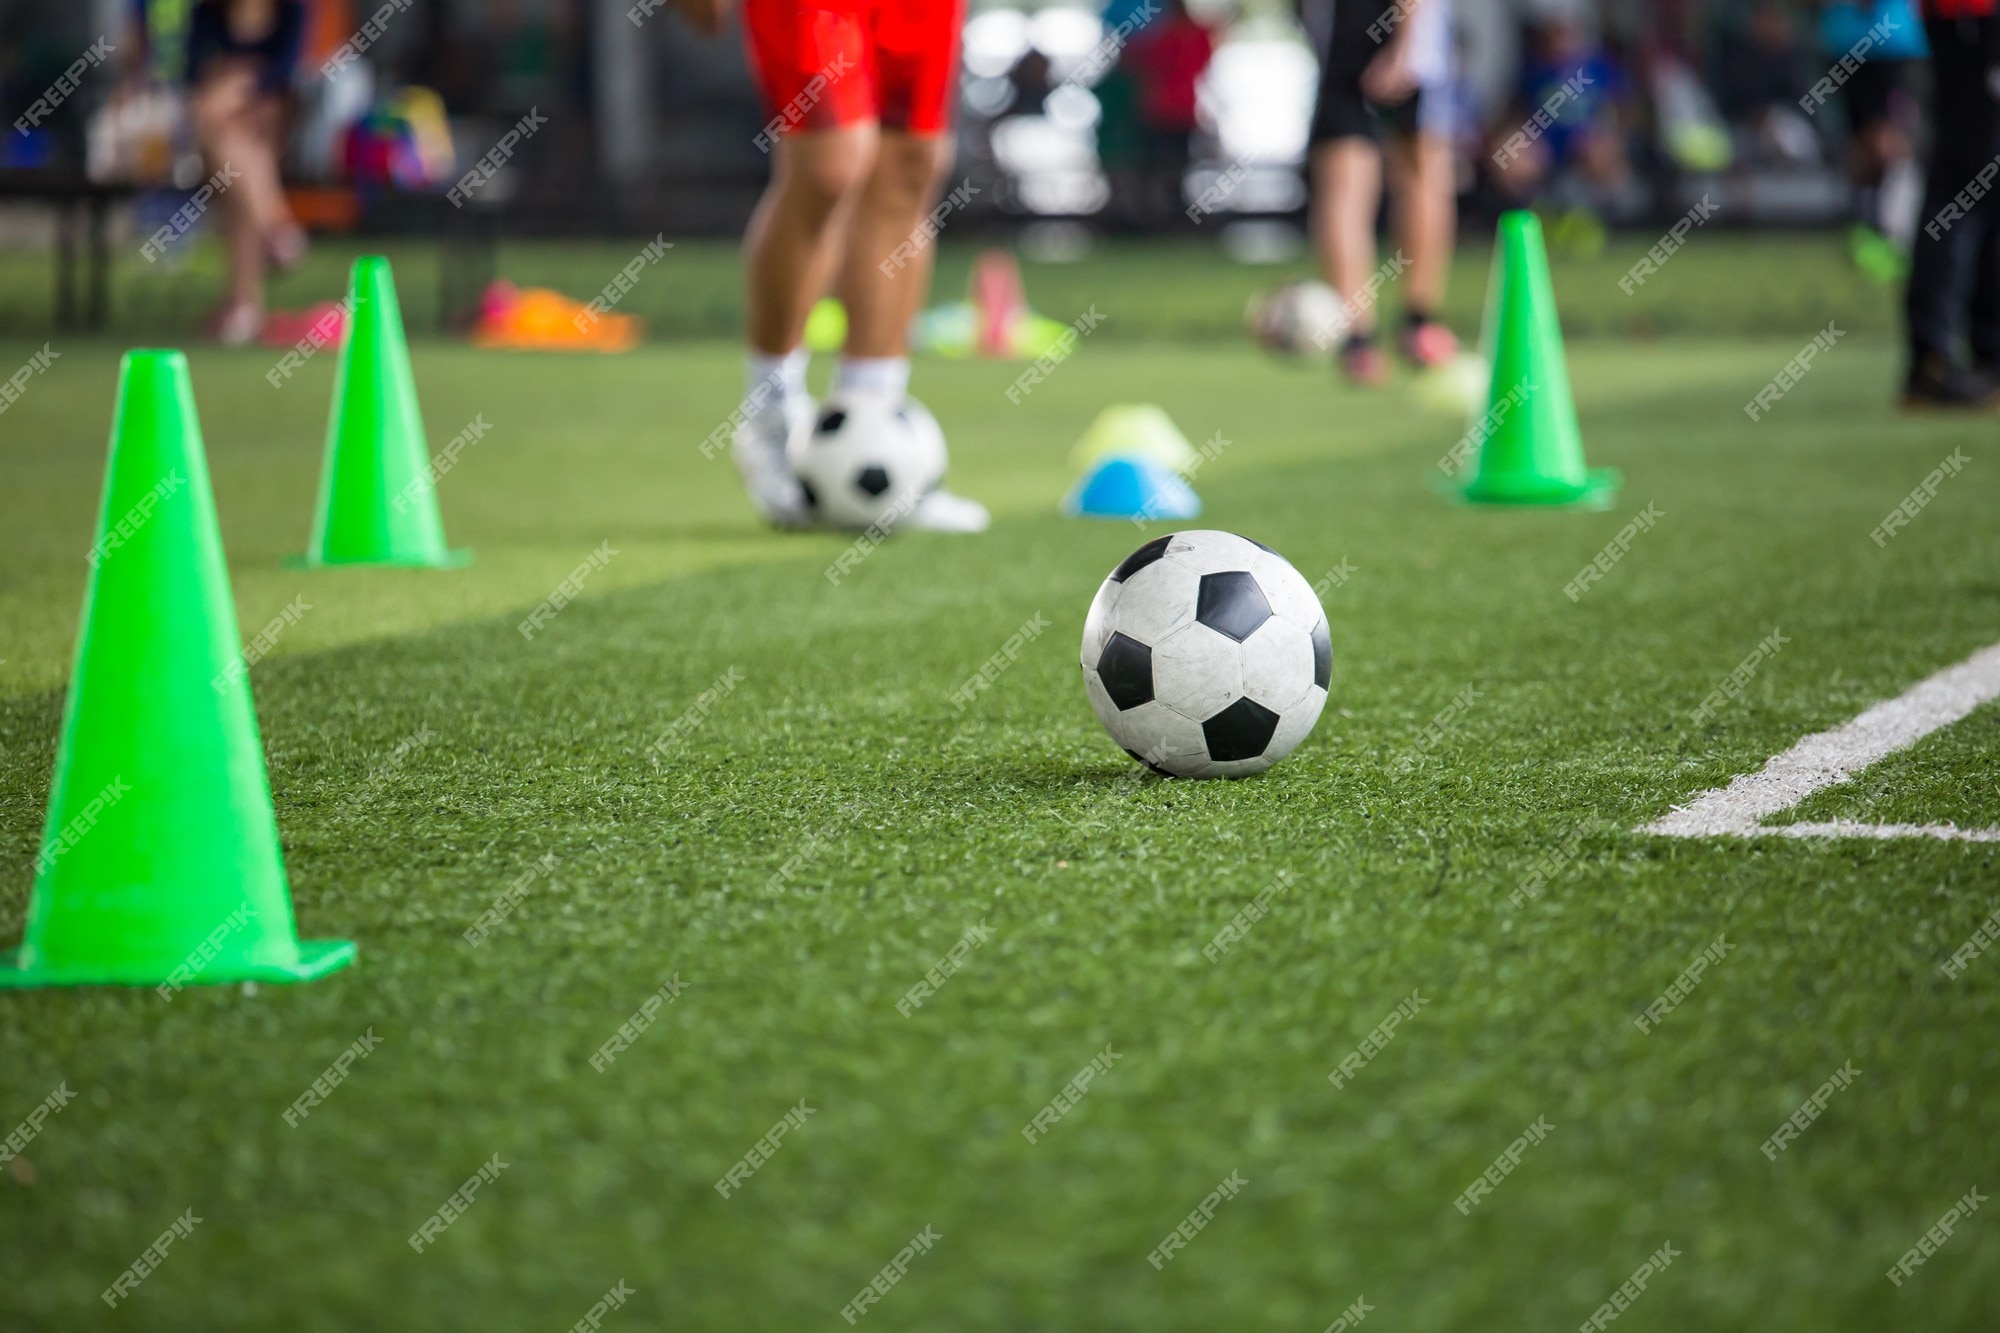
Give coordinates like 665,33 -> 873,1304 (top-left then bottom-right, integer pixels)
1,237 -> 1997,1331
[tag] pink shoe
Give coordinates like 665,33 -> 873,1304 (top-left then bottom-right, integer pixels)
1401,320 -> 1460,370
1339,339 -> 1391,387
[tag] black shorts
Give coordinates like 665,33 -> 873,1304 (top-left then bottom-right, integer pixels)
185,0 -> 305,96
1839,56 -> 1918,132
1307,0 -> 1431,145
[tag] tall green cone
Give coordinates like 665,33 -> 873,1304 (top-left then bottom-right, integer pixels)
1455,212 -> 1619,508
295,255 -> 469,567
0,351 -> 355,990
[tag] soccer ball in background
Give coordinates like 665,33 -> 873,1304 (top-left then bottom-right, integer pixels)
1081,531 -> 1331,779
1246,279 -> 1348,358
794,392 -> 947,530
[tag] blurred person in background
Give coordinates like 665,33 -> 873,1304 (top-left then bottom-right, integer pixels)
1302,0 -> 1462,386
1715,3 -> 1819,163
185,0 -> 308,345
1488,18 -> 1635,247
1902,0 -> 2000,408
1122,0 -> 1217,226
668,0 -> 987,531
1818,0 -> 1928,281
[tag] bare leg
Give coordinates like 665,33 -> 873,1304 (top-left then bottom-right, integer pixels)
1387,132 -> 1456,317
1310,138 -> 1383,335
829,129 -> 988,530
835,131 -> 954,357
190,67 -> 295,322
743,125 -> 877,355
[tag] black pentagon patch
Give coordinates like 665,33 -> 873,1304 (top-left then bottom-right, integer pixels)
1096,632 -> 1153,711
817,407 -> 847,434
1311,617 -> 1332,689
1195,571 -> 1272,643
1124,747 -> 1176,778
856,465 -> 891,497
1202,697 -> 1280,762
799,478 -> 819,510
1246,535 -> 1279,554
1110,535 -> 1174,583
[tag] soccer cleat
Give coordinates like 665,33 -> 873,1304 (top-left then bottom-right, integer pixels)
1848,224 -> 1908,285
210,301 -> 264,348
904,488 -> 990,533
732,396 -> 815,528
1900,355 -> 1998,413
1401,319 -> 1461,370
1338,337 -> 1390,387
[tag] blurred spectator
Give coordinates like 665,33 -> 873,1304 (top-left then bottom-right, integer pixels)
1004,47 -> 1055,122
185,0 -> 308,344
1121,0 -> 1216,222
1715,3 -> 1821,164
1818,0 -> 1927,279
1489,19 -> 1635,223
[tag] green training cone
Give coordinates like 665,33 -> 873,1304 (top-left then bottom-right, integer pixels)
1453,212 -> 1619,508
0,351 -> 355,990
293,256 -> 469,568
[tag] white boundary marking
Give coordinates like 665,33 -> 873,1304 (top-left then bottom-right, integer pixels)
1643,640 -> 2000,842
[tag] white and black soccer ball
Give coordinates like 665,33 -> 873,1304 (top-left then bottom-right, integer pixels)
1246,279 -> 1347,358
794,391 -> 947,530
1081,530 -> 1331,779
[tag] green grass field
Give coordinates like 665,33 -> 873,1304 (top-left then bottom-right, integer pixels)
1,235 -> 1997,1332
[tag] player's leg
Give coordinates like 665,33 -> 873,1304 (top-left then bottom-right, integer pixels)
1381,0 -> 1460,369
833,129 -> 952,370
731,0 -> 879,524
1902,13 -> 1999,407
1305,1 -> 1394,384
190,66 -> 281,343
1311,139 -> 1385,367
735,128 -> 879,524
1964,22 -> 2000,379
824,0 -> 988,531
1972,219 -> 2000,379
747,128 -> 878,358
1385,127 -> 1458,367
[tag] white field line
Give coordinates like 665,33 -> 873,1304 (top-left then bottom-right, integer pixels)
1764,821 -> 2000,842
1643,641 -> 2000,841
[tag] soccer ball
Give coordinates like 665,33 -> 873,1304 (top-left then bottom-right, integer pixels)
1081,531 -> 1331,779
1246,279 -> 1347,358
794,392 -> 946,530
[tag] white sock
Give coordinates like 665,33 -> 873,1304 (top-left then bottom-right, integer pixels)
834,356 -> 910,399
745,348 -> 808,422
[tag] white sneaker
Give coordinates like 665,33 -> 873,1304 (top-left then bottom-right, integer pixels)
732,397 -> 814,528
213,302 -> 264,348
905,488 -> 991,533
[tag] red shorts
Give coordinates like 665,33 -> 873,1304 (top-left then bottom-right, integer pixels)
743,0 -> 964,138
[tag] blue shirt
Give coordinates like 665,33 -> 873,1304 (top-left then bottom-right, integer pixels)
1820,0 -> 1929,60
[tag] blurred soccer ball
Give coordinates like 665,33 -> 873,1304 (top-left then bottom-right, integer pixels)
794,392 -> 947,530
1081,530 -> 1331,779
1245,279 -> 1348,358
